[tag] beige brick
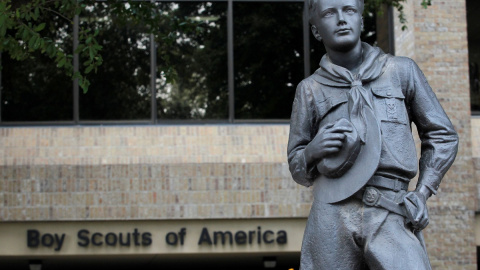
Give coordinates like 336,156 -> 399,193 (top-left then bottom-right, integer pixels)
393,0 -> 476,268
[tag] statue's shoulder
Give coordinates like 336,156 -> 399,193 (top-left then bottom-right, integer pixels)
387,55 -> 416,70
297,74 -> 321,89
296,71 -> 327,93
295,73 -> 331,103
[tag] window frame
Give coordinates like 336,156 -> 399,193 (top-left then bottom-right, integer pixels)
0,0 -> 393,126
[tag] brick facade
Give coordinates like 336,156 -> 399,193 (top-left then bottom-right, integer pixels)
0,125 -> 312,221
395,0 -> 476,269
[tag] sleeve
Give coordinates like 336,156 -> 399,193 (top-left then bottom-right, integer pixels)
287,80 -> 319,187
405,59 -> 459,194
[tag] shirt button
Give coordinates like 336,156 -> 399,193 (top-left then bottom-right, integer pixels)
387,92 -> 392,96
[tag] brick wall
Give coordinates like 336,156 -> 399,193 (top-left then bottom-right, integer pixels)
470,117 -> 480,212
0,126 -> 289,165
0,125 -> 312,221
395,0 -> 476,269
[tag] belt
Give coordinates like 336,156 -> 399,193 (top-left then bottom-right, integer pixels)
353,176 -> 409,217
367,175 -> 409,191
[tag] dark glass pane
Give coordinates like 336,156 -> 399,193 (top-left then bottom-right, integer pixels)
309,35 -> 327,75
1,15 -> 73,121
467,0 -> 480,113
234,2 -> 304,120
362,9 -> 378,47
79,3 -> 151,121
155,2 -> 228,120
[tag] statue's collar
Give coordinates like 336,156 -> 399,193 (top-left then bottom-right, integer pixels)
312,43 -> 391,87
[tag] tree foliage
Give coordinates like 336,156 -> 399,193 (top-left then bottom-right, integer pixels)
366,0 -> 431,30
0,0 -> 432,95
0,0 -> 199,93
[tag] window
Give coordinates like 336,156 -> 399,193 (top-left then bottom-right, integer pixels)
0,0 -> 389,124
79,2 -> 151,121
155,2 -> 228,120
1,13 -> 73,122
233,2 -> 304,120
467,0 -> 480,113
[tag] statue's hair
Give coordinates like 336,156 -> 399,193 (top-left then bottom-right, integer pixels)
307,0 -> 364,24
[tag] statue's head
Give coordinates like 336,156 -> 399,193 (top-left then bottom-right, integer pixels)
308,0 -> 364,52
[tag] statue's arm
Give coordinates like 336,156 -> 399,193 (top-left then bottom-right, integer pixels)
406,59 -> 459,196
287,80 -> 318,187
398,58 -> 458,231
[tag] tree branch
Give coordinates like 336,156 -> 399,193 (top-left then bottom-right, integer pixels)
38,6 -> 73,24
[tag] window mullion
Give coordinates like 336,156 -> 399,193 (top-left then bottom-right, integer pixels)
228,0 -> 234,123
150,33 -> 157,124
73,14 -> 80,124
303,0 -> 310,78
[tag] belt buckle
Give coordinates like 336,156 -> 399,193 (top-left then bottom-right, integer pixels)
363,186 -> 380,206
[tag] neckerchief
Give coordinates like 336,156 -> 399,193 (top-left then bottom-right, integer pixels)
314,43 -> 391,143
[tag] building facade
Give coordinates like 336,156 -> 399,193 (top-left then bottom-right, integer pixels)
0,0 -> 478,269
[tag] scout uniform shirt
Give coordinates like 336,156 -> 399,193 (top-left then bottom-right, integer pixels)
287,43 -> 458,195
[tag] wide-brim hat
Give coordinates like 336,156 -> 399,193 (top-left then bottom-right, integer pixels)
316,118 -> 361,178
313,108 -> 382,203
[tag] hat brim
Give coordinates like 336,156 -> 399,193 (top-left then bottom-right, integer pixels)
313,108 -> 382,203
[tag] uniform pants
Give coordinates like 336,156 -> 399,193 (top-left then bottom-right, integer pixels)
300,189 -> 431,270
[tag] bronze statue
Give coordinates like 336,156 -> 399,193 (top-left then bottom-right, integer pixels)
287,0 -> 459,269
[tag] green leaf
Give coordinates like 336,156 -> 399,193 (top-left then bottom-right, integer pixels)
89,47 -> 94,60
0,14 -> 5,27
34,7 -> 40,20
80,79 -> 90,93
28,35 -> 37,48
33,37 -> 41,49
34,23 -> 46,32
57,57 -> 66,68
21,27 -> 29,40
46,43 -> 54,56
85,65 -> 94,74
74,44 -> 85,54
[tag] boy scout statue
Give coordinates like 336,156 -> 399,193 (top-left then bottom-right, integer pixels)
287,0 -> 459,269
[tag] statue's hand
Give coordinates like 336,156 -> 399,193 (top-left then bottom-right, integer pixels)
403,190 -> 429,231
304,123 -> 353,165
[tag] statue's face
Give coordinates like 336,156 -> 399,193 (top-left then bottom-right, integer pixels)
310,0 -> 363,52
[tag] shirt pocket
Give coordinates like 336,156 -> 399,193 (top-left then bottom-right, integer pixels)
371,87 -> 408,125
316,92 -> 348,121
